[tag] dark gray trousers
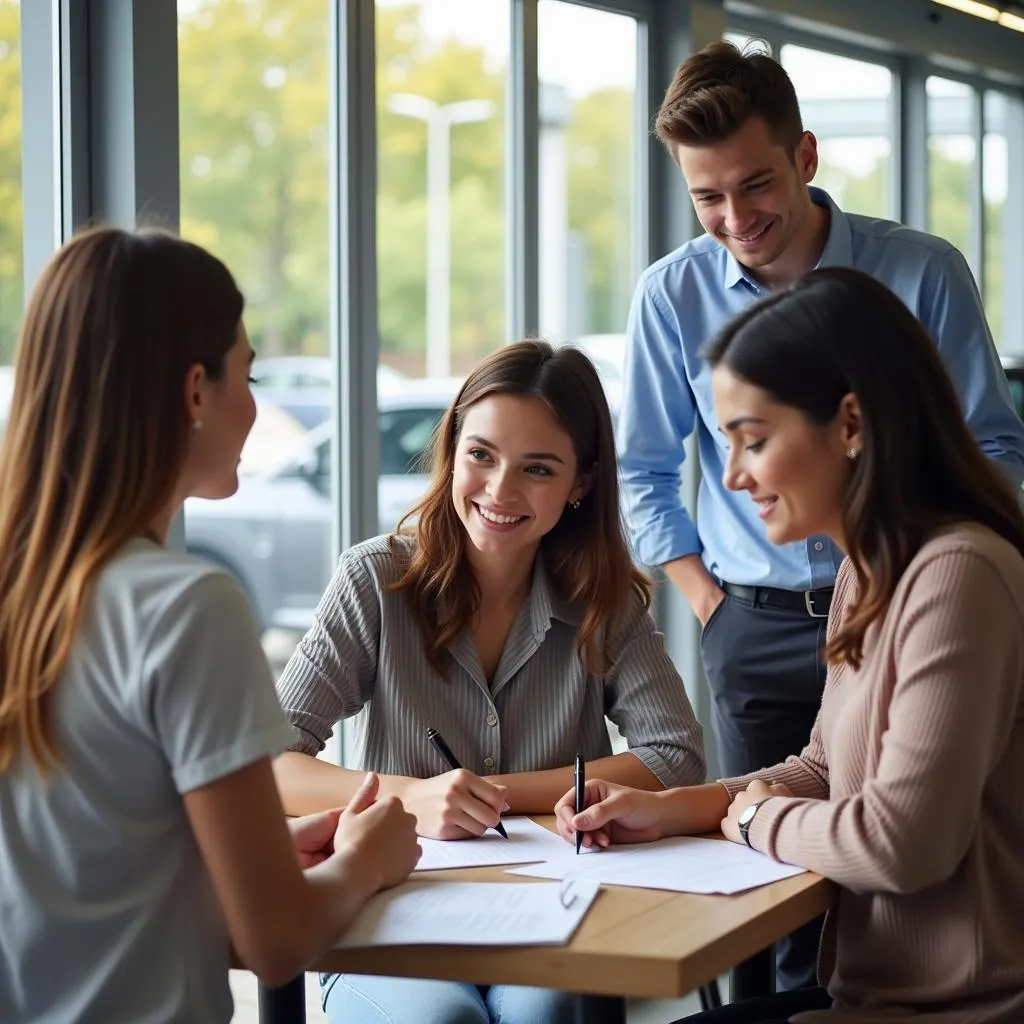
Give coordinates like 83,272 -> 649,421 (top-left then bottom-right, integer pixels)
700,592 -> 829,992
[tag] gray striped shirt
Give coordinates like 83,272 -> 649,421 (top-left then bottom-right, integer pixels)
276,535 -> 705,786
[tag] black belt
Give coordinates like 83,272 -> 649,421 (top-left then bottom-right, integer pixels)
721,581 -> 834,619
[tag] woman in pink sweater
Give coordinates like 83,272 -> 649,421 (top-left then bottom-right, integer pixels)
557,267 -> 1024,1023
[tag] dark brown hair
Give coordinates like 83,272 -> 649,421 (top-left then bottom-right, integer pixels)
655,40 -> 803,156
704,266 -> 1024,669
391,340 -> 650,675
0,226 -> 243,772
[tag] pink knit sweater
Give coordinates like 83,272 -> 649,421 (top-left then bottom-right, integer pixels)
721,523 -> 1024,1022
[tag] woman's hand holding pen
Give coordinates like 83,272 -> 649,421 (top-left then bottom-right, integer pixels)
554,779 -> 669,848
400,769 -> 509,840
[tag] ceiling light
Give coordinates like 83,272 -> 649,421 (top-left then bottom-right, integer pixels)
998,9 -> 1024,29
931,0 -> 1000,19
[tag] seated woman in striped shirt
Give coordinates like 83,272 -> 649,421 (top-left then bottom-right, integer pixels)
555,267 -> 1024,1024
273,338 -> 706,1024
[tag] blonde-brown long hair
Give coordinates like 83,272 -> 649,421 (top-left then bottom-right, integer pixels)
0,227 -> 243,773
391,340 -> 650,675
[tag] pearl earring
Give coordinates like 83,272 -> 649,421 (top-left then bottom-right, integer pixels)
193,419 -> 203,431
846,447 -> 859,461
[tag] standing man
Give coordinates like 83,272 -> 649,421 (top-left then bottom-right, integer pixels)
619,40 -> 1024,991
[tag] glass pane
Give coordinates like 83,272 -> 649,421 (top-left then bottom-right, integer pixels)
927,76 -> 975,265
179,0 -> 334,656
0,0 -> 21,419
983,90 -> 1008,349
781,45 -> 894,218
537,0 -> 638,401
375,0 -> 509,534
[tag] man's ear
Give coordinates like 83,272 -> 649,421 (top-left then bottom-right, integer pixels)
796,130 -> 818,185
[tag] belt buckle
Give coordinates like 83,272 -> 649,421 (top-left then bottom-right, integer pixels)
804,590 -> 829,618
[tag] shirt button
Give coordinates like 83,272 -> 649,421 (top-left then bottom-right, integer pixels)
482,756 -> 495,769
486,713 -> 498,727
813,541 -> 824,551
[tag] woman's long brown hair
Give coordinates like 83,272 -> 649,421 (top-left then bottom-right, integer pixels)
390,339 -> 650,676
704,266 -> 1024,669
0,227 -> 242,773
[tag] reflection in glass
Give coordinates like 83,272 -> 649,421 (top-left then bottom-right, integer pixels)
781,44 -> 894,218
538,0 -> 637,380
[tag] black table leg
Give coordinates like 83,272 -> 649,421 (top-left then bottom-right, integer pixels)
728,946 -> 774,1002
258,976 -> 306,1024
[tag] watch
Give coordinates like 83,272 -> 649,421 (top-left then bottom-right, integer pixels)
737,797 -> 772,848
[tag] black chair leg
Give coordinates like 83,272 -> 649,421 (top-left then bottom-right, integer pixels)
699,980 -> 723,1010
258,976 -> 306,1024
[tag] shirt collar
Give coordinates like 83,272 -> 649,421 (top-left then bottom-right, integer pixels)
528,548 -> 582,632
722,186 -> 850,291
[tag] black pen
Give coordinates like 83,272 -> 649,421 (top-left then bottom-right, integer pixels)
574,752 -> 585,854
426,727 -> 509,839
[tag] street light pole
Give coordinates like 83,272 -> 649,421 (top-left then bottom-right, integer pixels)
388,93 -> 494,377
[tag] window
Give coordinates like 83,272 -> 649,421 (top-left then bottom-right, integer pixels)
0,0 -> 21,378
179,0 -> 334,651
376,0 -> 508,383
379,406 -> 445,476
781,45 -> 894,218
537,1 -> 639,359
983,90 -> 1008,348
927,76 -> 975,269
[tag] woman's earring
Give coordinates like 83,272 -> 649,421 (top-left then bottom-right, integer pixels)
846,447 -> 859,461
570,498 -> 581,510
193,419 -> 203,431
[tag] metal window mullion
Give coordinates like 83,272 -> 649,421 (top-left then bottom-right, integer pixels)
507,0 -> 540,342
969,87 -> 984,292
1001,91 -> 1024,356
330,0 -> 379,558
20,0 -> 61,296
898,58 -> 928,232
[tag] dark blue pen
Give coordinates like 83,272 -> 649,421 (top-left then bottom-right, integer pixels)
574,752 -> 585,854
426,727 -> 509,839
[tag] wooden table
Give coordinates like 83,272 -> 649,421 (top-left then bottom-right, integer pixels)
258,820 -> 834,1022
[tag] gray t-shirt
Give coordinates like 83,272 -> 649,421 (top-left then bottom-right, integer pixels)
0,539 -> 296,1023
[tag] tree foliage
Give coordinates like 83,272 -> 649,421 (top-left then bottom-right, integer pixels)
0,1 -> 1009,365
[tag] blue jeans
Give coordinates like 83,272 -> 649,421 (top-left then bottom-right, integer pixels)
320,972 -> 584,1024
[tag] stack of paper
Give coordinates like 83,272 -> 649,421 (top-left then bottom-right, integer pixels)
337,879 -> 601,948
507,835 -> 806,895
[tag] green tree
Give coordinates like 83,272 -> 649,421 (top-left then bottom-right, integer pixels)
0,0 -> 22,364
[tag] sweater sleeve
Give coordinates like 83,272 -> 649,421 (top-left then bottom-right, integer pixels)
746,548 -> 1024,894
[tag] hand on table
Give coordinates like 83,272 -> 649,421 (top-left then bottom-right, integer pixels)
721,779 -> 793,845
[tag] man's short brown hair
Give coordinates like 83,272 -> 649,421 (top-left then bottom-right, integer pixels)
655,41 -> 803,156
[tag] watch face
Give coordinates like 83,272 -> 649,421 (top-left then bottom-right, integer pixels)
738,802 -> 759,826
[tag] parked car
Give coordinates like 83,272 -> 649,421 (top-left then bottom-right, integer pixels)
184,376 -> 462,631
250,355 -> 406,429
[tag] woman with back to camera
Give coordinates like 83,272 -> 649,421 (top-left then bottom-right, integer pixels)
555,267 -> 1024,1023
0,227 -> 420,1024
273,339 -> 707,1024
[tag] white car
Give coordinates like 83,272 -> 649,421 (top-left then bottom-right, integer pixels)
184,377 -> 462,631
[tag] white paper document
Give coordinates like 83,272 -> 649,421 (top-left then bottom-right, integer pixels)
337,879 -> 601,948
506,835 -> 806,895
414,815 -> 573,871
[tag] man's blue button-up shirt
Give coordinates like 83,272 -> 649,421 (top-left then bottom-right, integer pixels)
619,187 -> 1024,591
